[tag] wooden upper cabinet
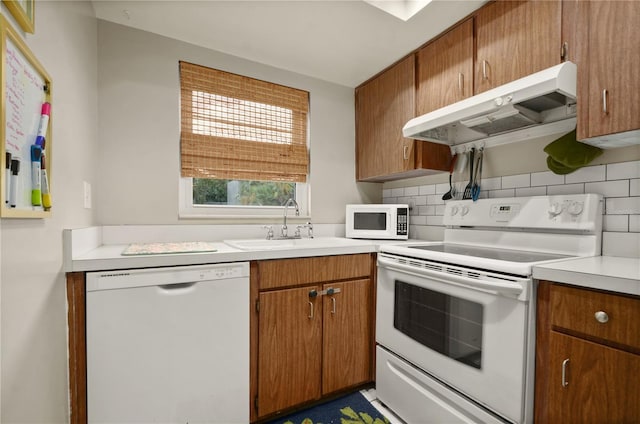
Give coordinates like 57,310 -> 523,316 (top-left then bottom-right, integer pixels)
356,56 -> 416,181
416,18 -> 474,115
581,1 -> 640,140
475,0 -> 561,94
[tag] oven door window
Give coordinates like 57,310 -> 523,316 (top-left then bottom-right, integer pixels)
394,280 -> 483,369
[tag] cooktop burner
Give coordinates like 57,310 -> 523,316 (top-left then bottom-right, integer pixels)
407,243 -> 569,263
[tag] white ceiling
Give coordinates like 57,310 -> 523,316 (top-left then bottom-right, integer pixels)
91,0 -> 487,88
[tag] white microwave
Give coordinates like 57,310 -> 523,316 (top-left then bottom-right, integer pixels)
345,204 -> 409,240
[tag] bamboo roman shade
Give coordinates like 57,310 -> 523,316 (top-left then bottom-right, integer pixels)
179,61 -> 309,182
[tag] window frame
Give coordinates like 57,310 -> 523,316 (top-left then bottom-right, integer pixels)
178,177 -> 310,219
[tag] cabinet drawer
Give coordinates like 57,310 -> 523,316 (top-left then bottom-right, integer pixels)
258,254 -> 372,290
550,284 -> 640,350
312,254 -> 371,282
258,257 -> 314,290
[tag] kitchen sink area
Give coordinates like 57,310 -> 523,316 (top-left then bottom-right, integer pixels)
223,236 -> 373,251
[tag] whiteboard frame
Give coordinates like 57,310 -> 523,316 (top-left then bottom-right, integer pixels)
2,0 -> 35,34
0,14 -> 51,218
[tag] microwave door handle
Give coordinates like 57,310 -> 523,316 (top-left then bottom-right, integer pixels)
377,255 -> 525,297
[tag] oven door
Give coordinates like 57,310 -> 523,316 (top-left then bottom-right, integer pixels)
376,254 -> 533,423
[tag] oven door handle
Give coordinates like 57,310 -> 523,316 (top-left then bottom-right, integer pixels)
378,256 -> 525,297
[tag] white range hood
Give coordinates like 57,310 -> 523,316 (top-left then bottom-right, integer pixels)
403,62 -> 578,148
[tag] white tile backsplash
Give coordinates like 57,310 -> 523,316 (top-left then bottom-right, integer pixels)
604,215 -> 629,232
419,185 -> 436,195
391,188 -> 404,197
631,179 -> 640,196
629,215 -> 640,233
413,195 -> 427,206
516,186 -> 547,197
435,183 -> 450,194
480,177 -> 502,191
607,160 -> 640,180
489,189 -> 516,198
502,173 -> 531,189
603,232 -> 640,258
606,197 -> 640,215
565,165 -> 606,183
404,186 -> 420,196
410,215 -> 427,225
427,194 -> 444,205
389,159 -> 640,257
547,183 -> 585,195
426,215 -> 444,226
584,180 -> 630,198
531,171 -> 565,187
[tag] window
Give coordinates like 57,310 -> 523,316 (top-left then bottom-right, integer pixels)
178,61 -> 310,217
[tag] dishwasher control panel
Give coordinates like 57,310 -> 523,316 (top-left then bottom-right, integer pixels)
87,262 -> 250,292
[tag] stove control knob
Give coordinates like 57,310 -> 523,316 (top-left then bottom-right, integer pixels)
450,206 -> 459,216
567,201 -> 584,216
460,206 -> 470,216
548,202 -> 563,217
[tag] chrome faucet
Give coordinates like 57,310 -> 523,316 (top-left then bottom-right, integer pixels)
281,198 -> 300,238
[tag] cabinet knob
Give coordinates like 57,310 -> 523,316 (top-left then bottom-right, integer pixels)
594,311 -> 609,323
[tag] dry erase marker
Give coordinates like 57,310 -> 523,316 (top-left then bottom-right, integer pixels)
5,152 -> 10,204
41,151 -> 51,210
35,102 -> 51,147
31,145 -> 42,206
10,158 -> 20,208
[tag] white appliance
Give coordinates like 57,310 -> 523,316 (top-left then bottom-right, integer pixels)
86,262 -> 250,424
403,62 -> 577,148
346,203 -> 409,240
376,194 -> 602,424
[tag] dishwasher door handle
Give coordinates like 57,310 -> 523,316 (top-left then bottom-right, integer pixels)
157,281 -> 197,294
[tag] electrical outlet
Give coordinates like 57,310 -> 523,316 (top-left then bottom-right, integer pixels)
83,181 -> 92,209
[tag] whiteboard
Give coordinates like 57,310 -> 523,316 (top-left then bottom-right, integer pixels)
1,15 -> 52,218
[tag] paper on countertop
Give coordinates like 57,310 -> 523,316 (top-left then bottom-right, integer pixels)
121,241 -> 218,256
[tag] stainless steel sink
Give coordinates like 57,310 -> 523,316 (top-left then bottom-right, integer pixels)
223,237 -> 371,251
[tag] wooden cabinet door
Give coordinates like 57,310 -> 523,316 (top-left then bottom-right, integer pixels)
322,279 -> 372,394
416,18 -> 474,115
475,0 -> 561,94
257,286 -> 322,417
543,332 -> 640,424
356,56 -> 415,181
584,1 -> 640,139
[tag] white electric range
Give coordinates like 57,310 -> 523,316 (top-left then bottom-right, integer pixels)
376,194 -> 603,424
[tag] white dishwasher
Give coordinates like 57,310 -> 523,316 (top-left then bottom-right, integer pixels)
86,262 -> 249,424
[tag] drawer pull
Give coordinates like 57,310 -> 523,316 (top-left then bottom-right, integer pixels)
561,358 -> 570,387
594,311 -> 609,323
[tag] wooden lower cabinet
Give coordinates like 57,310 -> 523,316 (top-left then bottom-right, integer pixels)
252,254 -> 375,421
258,286 -> 323,417
322,279 -> 372,394
543,332 -> 640,424
535,281 -> 640,424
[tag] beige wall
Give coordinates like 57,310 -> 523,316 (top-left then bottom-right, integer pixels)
95,21 -> 379,225
0,1 -> 99,422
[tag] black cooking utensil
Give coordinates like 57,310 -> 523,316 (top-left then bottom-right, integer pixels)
462,147 -> 475,199
442,153 -> 458,201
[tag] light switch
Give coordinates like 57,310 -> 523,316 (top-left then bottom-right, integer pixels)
83,181 -> 92,209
